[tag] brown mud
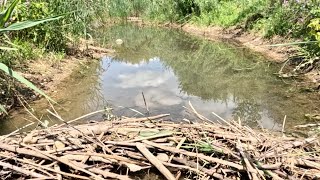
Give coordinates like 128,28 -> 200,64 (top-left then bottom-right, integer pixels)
1,40 -> 114,117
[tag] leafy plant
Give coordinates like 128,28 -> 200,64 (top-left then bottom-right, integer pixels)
309,18 -> 320,47
0,0 -> 59,115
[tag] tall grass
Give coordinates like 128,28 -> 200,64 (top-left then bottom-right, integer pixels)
0,0 -> 60,115
107,0 -> 320,38
107,0 -> 320,72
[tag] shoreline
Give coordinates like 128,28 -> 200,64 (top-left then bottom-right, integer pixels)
129,17 -> 319,88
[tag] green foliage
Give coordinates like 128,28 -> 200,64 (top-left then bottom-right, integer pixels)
0,15 -> 63,32
0,0 -> 61,115
0,104 -> 7,114
0,40 -> 42,64
0,0 -> 20,27
309,18 -> 320,46
13,1 -> 66,51
0,63 -> 54,102
106,0 -> 320,39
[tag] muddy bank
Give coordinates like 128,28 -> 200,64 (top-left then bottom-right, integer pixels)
128,17 -> 296,63
180,24 -> 296,63
1,41 -> 114,117
129,17 -> 319,87
181,24 -> 320,88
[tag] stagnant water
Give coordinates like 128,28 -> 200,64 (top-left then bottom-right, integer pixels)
2,24 -> 319,134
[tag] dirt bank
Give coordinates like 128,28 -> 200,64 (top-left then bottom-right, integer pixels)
0,40 -> 114,117
180,24 -> 297,63
179,24 -> 320,88
128,17 -> 297,63
22,40 -> 115,94
129,17 -> 319,88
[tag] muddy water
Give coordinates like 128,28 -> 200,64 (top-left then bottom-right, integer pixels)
2,24 -> 319,134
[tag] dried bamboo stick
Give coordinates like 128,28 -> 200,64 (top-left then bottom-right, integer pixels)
136,142 -> 176,180
143,140 -> 244,171
0,161 -> 49,178
21,144 -> 104,180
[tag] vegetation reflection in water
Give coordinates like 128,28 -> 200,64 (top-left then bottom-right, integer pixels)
2,24 -> 318,134
95,24 -> 284,129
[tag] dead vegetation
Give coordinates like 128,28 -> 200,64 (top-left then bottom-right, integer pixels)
0,112 -> 319,180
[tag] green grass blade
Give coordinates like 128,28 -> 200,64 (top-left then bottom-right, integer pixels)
0,0 -> 20,27
0,15 -> 63,32
0,104 -> 7,114
0,63 -> 55,102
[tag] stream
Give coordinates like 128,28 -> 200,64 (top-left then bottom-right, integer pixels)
2,24 -> 319,135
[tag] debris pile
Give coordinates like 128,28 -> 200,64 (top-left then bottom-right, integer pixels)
0,114 -> 319,179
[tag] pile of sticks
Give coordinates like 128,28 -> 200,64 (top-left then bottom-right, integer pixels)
0,114 -> 319,179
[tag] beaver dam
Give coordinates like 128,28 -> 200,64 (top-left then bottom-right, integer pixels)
1,111 -> 319,180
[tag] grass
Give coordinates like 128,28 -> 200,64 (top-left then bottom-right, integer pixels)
106,0 -> 320,75
0,0 -> 109,116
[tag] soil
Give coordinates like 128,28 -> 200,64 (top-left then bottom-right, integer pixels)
180,24 -> 296,62
21,39 -> 115,94
0,40 -> 115,117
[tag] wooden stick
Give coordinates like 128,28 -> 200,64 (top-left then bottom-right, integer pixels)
237,140 -> 259,180
67,152 -> 147,166
116,114 -> 170,124
143,140 -> 244,171
168,137 -> 186,163
21,144 -> 104,180
136,142 -> 176,180
162,161 -> 230,180
0,161 -> 49,178
0,143 -> 50,160
282,115 -> 286,136
89,168 -> 132,180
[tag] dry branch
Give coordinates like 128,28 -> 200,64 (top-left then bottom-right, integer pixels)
0,113 -> 318,179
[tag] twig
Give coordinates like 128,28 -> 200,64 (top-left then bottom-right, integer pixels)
237,140 -> 259,180
188,101 -> 215,124
282,115 -> 287,136
168,137 -> 186,163
0,122 -> 35,142
143,140 -> 244,171
142,92 -> 150,116
64,109 -> 106,125
21,144 -> 104,180
136,142 -> 176,180
0,161 -> 49,178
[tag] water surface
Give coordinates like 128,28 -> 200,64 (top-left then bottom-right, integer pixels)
3,24 -> 319,134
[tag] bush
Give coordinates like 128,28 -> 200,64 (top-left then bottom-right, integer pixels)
13,1 -> 67,51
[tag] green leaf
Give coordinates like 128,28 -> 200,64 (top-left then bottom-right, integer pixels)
0,15 -> 63,32
0,104 -> 7,114
139,130 -> 173,139
0,63 -> 55,102
0,0 -> 20,27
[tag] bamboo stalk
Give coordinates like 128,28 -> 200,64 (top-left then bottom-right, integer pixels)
136,143 -> 176,180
